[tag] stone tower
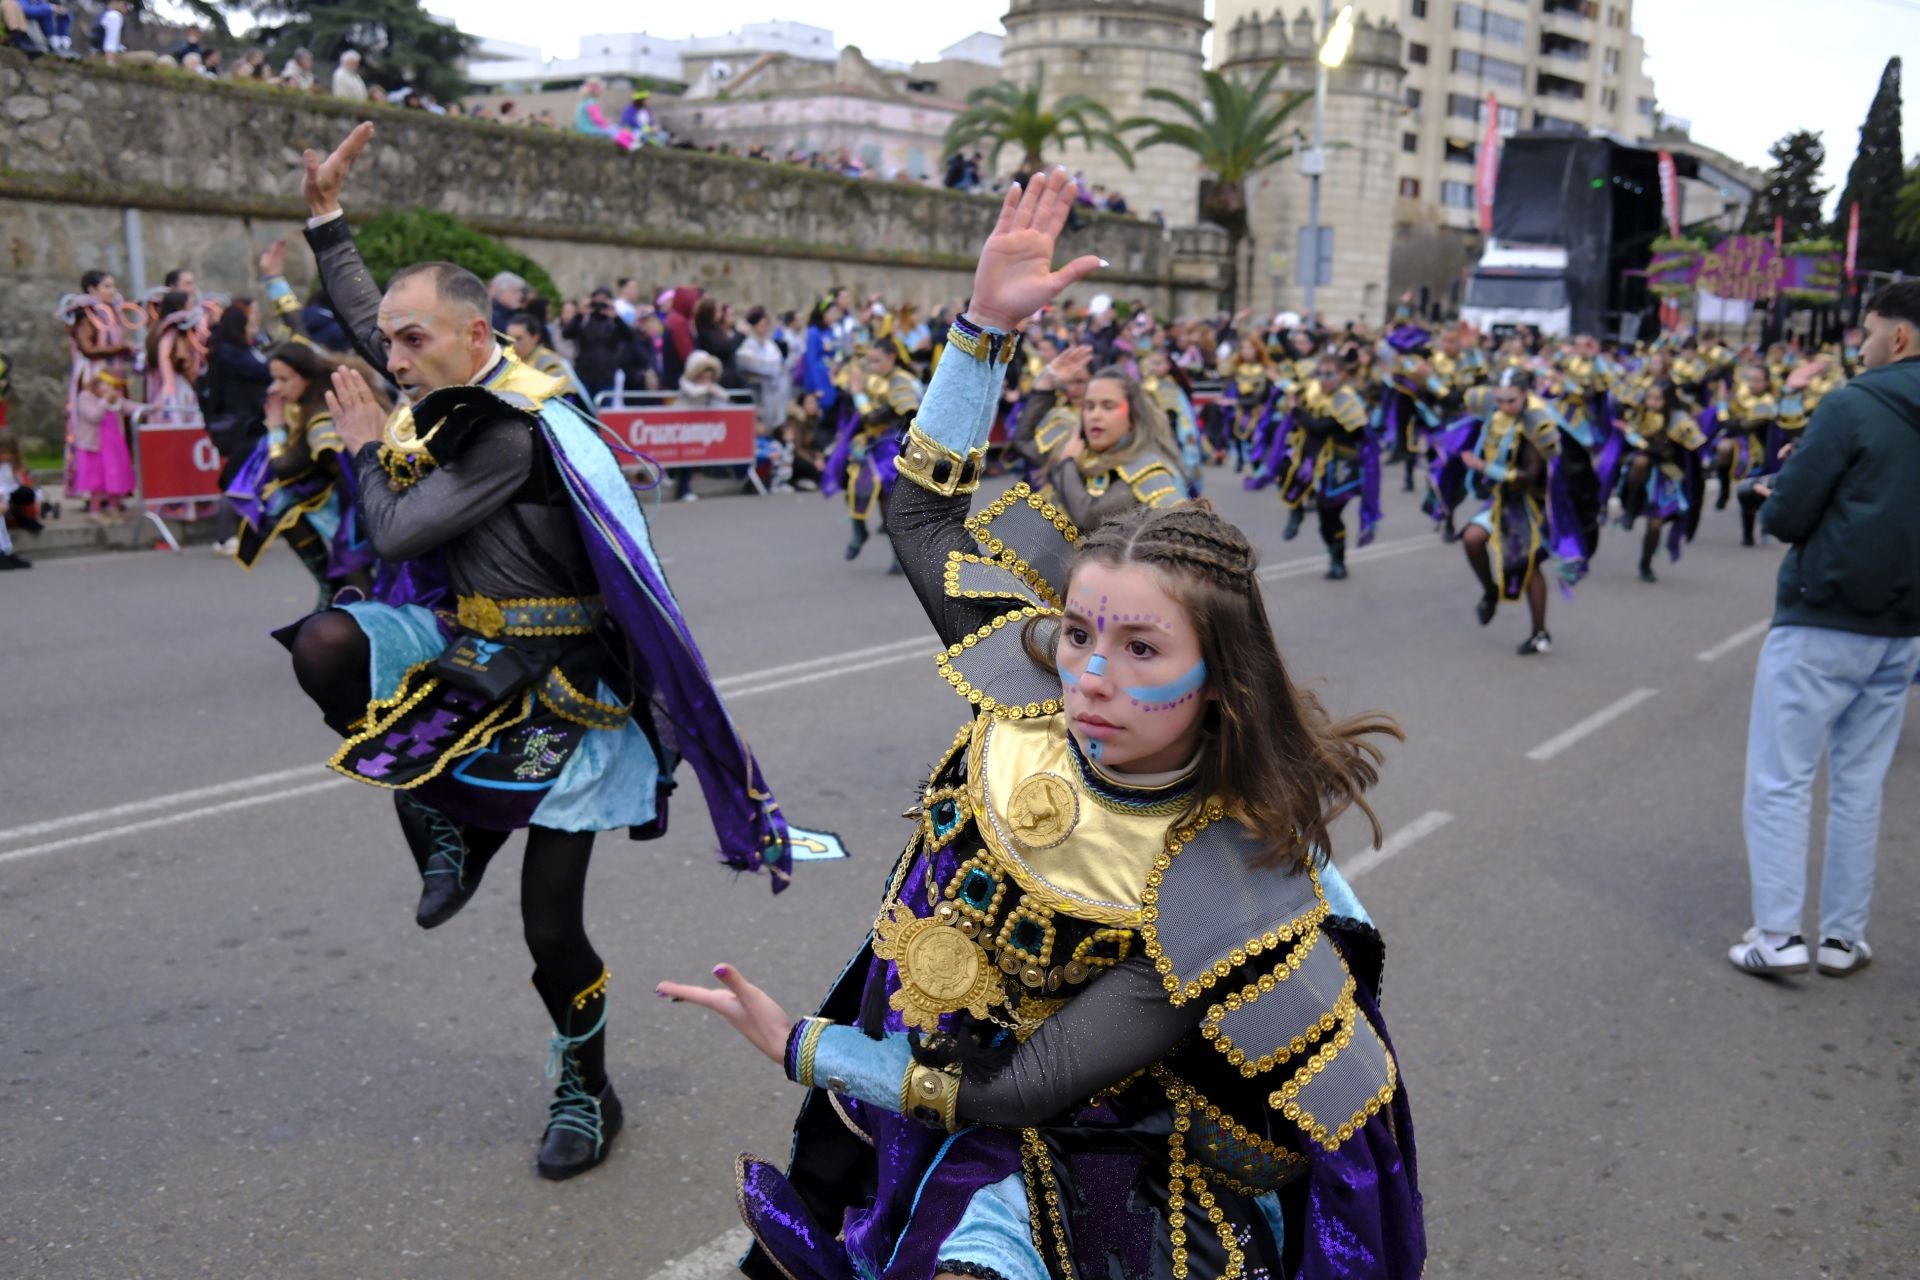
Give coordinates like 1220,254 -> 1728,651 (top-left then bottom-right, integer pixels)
1219,9 -> 1406,324
999,0 -> 1209,226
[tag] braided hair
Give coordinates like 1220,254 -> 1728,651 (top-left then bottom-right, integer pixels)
1066,501 -> 1402,871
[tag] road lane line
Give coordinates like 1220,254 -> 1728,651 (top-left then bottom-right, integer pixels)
0,779 -> 352,866
1696,619 -> 1770,663
0,763 -> 328,843
645,1228 -> 751,1280
1525,687 -> 1659,763
711,635 -> 927,688
1344,810 -> 1454,881
1256,532 -> 1437,581
724,649 -> 932,700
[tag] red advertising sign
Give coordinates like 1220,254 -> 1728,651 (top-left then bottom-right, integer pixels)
1845,201 -> 1860,280
1476,94 -> 1501,235
1656,149 -> 1680,239
137,414 -> 225,503
596,405 -> 759,468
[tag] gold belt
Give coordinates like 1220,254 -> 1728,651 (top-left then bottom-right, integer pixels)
455,594 -> 603,639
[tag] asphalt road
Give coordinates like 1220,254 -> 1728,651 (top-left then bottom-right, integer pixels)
3,472 -> 1914,1279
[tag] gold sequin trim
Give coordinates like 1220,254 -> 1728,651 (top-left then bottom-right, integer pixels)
1140,832 -> 1332,1007
537,667 -> 633,731
1153,1063 -> 1309,1183
963,483 -> 1079,569
935,606 -> 1065,721
941,550 -> 1052,608
325,666 -> 533,792
571,968 -> 610,1009
1020,1128 -> 1079,1280
1202,971 -> 1357,1078
1266,1012 -> 1400,1151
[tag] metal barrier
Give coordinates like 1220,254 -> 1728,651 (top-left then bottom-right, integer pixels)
131,404 -> 223,551
592,388 -> 769,497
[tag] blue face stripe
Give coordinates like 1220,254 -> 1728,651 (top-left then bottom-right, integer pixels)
1123,659 -> 1208,705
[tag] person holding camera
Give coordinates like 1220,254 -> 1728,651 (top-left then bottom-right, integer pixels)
561,287 -> 646,404
1730,281 -> 1920,978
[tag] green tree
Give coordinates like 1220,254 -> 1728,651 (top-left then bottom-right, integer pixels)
1123,65 -> 1311,315
213,0 -> 477,103
943,69 -> 1133,179
352,208 -> 559,304
1742,130 -> 1830,243
1831,56 -> 1904,273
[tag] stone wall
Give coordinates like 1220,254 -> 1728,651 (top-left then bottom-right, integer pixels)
0,51 -> 1225,448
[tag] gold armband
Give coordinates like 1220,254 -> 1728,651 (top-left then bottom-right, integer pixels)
945,321 -> 1023,366
903,1061 -> 962,1132
895,422 -> 985,498
794,1017 -> 829,1090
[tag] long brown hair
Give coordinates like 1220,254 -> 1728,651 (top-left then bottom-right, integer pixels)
1047,501 -> 1402,872
269,342 -> 339,425
1068,366 -> 1182,472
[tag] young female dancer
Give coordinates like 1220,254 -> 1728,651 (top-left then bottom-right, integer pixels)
661,169 -> 1424,1280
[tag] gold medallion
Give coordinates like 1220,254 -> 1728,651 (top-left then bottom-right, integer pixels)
873,902 -> 1005,1032
1006,773 -> 1078,851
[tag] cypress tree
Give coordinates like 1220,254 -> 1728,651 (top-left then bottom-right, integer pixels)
1831,57 -> 1904,273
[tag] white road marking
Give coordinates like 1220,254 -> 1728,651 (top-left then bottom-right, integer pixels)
1256,531 -> 1439,582
711,636 -> 928,689
0,779 -> 352,867
1696,619 -> 1771,663
1525,687 -> 1659,762
644,1228 -> 751,1280
0,764 -> 328,843
1344,810 -> 1454,881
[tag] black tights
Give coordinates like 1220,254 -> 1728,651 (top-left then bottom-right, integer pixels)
288,609 -> 372,734
1318,501 -> 1347,548
1461,523 -> 1548,633
523,827 -> 607,1089
287,611 -> 607,1085
1641,519 -> 1663,572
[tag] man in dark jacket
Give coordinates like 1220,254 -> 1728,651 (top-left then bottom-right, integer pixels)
561,287 -> 640,403
1730,280 -> 1920,979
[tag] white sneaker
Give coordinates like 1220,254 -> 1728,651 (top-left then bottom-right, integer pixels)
1816,938 -> 1872,976
211,537 -> 239,556
1728,927 -> 1809,975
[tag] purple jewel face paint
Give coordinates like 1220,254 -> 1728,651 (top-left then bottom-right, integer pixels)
1058,562 -> 1211,774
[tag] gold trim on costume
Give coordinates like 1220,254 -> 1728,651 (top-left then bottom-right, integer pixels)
934,607 -> 1065,720
325,666 -> 535,791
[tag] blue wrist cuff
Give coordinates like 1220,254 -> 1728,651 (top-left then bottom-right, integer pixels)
918,337 -> 1011,457
808,1025 -> 913,1111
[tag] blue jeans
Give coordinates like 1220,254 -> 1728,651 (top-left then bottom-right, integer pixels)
1743,626 -> 1920,942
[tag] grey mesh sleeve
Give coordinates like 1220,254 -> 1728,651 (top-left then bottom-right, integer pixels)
956,955 -> 1198,1128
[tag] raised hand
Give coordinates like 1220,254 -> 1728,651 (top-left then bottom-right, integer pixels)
966,168 -> 1105,333
656,964 -> 792,1064
259,238 -> 287,278
1046,343 -> 1095,385
324,365 -> 387,452
302,122 -> 375,219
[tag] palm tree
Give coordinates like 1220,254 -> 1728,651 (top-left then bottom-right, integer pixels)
1124,66 -> 1312,314
944,69 -> 1133,181
1895,162 -> 1920,259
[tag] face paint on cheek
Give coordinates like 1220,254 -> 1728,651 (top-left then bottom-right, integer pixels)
1123,659 -> 1208,712
1087,739 -> 1103,763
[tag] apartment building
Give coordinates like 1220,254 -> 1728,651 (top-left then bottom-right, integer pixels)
1214,0 -> 1659,313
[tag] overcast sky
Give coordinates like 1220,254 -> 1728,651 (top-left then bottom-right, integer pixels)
433,0 -> 1918,202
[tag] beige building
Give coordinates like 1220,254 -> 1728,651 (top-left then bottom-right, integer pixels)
998,0 -> 1209,224
1218,11 -> 1408,323
1214,1 -> 1659,314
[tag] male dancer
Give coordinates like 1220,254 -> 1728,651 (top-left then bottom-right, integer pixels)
1276,354 -> 1373,579
280,123 -> 808,1180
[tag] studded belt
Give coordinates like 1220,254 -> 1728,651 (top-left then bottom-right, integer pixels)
455,594 -> 603,639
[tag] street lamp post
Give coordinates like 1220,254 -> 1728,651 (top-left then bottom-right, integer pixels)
1304,2 -> 1356,321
